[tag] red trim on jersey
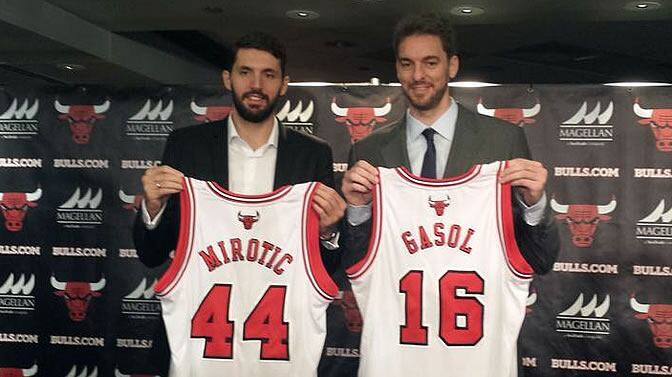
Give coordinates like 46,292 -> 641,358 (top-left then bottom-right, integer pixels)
206,181 -> 292,203
395,164 -> 481,187
497,162 -> 533,279
302,183 -> 338,300
156,177 -> 196,295
346,169 -> 383,279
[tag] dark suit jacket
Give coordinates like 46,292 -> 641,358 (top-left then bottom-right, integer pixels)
343,104 -> 559,274
133,117 -> 337,267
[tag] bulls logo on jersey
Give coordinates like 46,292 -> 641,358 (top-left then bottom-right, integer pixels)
237,211 -> 259,230
428,195 -> 451,216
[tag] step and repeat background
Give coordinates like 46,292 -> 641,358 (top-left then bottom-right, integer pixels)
0,84 -> 670,376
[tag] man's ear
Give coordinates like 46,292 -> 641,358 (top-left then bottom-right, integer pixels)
280,75 -> 290,96
222,70 -> 232,91
448,55 -> 460,79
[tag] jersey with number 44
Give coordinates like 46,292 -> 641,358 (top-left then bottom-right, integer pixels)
347,161 -> 533,377
156,178 -> 337,377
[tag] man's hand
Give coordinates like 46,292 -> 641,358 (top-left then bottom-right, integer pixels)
341,160 -> 378,206
141,165 -> 184,218
312,184 -> 346,237
500,158 -> 547,206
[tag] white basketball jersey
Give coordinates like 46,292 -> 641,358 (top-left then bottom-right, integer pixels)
156,178 -> 337,377
347,161 -> 533,377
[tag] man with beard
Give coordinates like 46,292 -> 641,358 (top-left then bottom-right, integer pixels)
134,32 -> 345,268
339,13 -> 559,377
342,12 -> 558,273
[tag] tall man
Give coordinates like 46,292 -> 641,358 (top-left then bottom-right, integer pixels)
133,32 -> 346,376
341,13 -> 559,377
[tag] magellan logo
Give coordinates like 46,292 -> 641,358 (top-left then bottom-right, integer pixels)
277,100 -> 314,134
0,273 -> 36,314
0,98 -> 40,140
0,363 -> 38,377
559,101 -> 614,145
476,98 -> 540,126
125,99 -> 174,140
119,189 -> 142,212
62,366 -> 98,377
555,293 -> 611,338
636,199 -> 672,245
121,278 -> 161,318
331,97 -> 392,143
56,188 -> 103,227
191,100 -> 231,123
114,367 -> 160,377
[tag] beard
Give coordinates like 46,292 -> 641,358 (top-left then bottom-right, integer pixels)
231,87 -> 281,123
403,80 -> 448,112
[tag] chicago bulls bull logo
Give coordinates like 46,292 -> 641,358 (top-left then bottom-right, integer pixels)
551,195 -> 616,247
191,100 -> 231,123
237,211 -> 259,230
631,295 -> 672,348
633,98 -> 672,152
0,364 -> 37,377
51,275 -> 105,322
331,97 -> 392,143
428,195 -> 450,216
0,188 -> 41,232
477,98 -> 540,126
119,189 -> 142,212
54,100 -> 110,144
336,290 -> 362,333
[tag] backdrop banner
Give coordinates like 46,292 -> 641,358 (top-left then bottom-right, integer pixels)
0,84 -> 669,376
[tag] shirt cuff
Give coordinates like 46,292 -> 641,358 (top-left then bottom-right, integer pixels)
141,199 -> 167,230
347,203 -> 372,226
515,191 -> 547,226
320,231 -> 340,250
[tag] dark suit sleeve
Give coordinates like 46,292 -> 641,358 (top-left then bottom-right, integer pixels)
132,134 -> 181,267
509,126 -> 560,274
341,144 -> 373,269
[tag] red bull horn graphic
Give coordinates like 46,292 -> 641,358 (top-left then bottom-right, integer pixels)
633,98 -> 672,152
0,364 -> 37,377
551,195 -> 616,248
119,189 -> 142,212
237,211 -> 259,230
630,295 -> 672,348
331,97 -> 392,143
0,187 -> 41,232
191,100 -> 231,123
54,100 -> 110,144
428,195 -> 450,216
477,98 -> 540,126
335,290 -> 363,333
51,275 -> 105,322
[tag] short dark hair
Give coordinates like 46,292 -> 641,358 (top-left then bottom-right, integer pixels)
392,13 -> 457,58
232,32 -> 287,74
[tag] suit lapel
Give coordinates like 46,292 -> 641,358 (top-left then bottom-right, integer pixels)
274,120 -> 292,189
380,117 -> 411,169
443,105 -> 482,177
211,117 -> 229,188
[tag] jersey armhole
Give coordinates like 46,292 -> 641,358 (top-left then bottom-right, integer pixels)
346,169 -> 382,280
303,182 -> 338,300
155,177 -> 195,295
498,162 -> 534,279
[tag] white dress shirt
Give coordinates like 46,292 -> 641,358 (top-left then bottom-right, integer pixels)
347,98 -> 546,226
